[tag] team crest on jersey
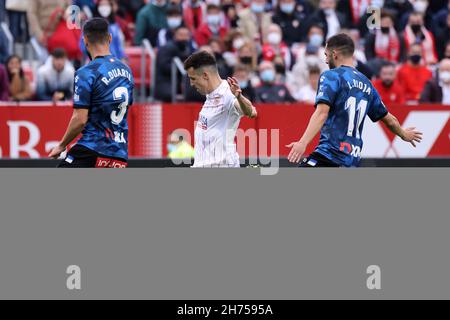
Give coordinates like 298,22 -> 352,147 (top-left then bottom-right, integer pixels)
198,115 -> 208,130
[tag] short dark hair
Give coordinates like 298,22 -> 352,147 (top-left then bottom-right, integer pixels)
51,48 -> 67,59
380,61 -> 395,70
380,9 -> 394,21
167,7 -> 182,16
207,4 -> 220,12
308,65 -> 321,75
83,17 -> 110,44
184,50 -> 217,71
326,33 -> 355,57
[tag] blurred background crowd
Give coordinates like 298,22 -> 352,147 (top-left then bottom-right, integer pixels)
1,0 -> 450,107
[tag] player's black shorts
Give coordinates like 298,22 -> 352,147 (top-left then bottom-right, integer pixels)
299,152 -> 340,167
57,145 -> 128,168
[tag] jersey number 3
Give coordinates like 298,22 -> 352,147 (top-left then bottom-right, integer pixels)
111,87 -> 129,125
345,96 -> 367,139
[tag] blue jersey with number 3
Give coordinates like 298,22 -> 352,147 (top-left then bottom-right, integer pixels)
73,55 -> 134,160
314,66 -> 388,167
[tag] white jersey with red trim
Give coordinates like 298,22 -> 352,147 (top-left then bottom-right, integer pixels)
192,80 -> 243,168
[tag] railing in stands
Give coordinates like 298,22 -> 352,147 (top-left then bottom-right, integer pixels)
141,39 -> 156,103
171,56 -> 187,103
1,22 -> 13,57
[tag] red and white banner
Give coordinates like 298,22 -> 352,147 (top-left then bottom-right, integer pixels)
0,103 -> 449,159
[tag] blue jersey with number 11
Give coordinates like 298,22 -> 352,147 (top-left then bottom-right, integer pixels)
314,66 -> 388,167
73,55 -> 134,160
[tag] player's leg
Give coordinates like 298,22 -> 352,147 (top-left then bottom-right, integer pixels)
57,145 -> 98,168
299,152 -> 340,168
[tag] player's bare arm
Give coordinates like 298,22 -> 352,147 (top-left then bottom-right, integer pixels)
227,77 -> 257,118
49,109 -> 89,159
286,103 -> 330,163
380,113 -> 423,147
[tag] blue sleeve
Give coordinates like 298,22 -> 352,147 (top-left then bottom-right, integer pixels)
73,68 -> 95,109
368,88 -> 389,122
315,70 -> 340,109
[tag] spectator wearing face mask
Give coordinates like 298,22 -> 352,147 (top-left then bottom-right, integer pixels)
261,24 -> 293,72
420,58 -> 450,104
134,0 -> 168,46
237,0 -> 272,44
80,0 -> 126,61
233,63 -> 255,102
255,61 -> 295,103
403,11 -> 438,65
372,62 -> 405,106
272,0 -> 309,46
295,66 -> 321,104
155,26 -> 194,102
194,4 -> 229,47
222,30 -> 246,69
237,41 -> 258,73
399,0 -> 431,31
397,43 -> 433,103
365,10 -> 407,64
157,7 -> 185,48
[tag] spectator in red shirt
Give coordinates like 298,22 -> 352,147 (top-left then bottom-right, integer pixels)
194,4 -> 229,47
261,23 -> 293,71
183,0 -> 205,34
372,62 -> 405,107
397,43 -> 433,103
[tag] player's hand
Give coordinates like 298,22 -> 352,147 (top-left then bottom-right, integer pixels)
401,127 -> 423,147
286,140 -> 307,163
227,77 -> 242,98
48,144 -> 66,159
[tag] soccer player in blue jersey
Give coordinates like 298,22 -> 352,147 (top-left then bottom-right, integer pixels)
49,18 -> 134,168
287,33 -> 423,167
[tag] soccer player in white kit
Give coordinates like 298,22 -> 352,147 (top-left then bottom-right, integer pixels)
184,51 -> 257,167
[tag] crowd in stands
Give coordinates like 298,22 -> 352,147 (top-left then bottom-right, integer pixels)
1,0 -> 450,106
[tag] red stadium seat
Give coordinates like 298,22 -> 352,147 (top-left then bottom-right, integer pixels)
125,46 -> 151,88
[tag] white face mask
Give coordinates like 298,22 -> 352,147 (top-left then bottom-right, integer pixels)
98,5 -> 112,18
440,71 -> 450,83
370,0 -> 385,9
267,32 -> 282,45
413,0 -> 428,14
233,38 -> 245,50
167,17 -> 182,29
206,0 -> 221,6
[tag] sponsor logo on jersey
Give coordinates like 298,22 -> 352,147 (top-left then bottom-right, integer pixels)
340,142 -> 361,158
198,115 -> 208,130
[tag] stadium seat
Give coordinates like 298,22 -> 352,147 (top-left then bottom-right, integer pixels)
125,46 -> 152,89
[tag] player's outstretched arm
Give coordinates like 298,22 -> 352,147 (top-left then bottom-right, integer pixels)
286,103 -> 330,163
227,77 -> 257,118
48,109 -> 89,159
380,113 -> 423,147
